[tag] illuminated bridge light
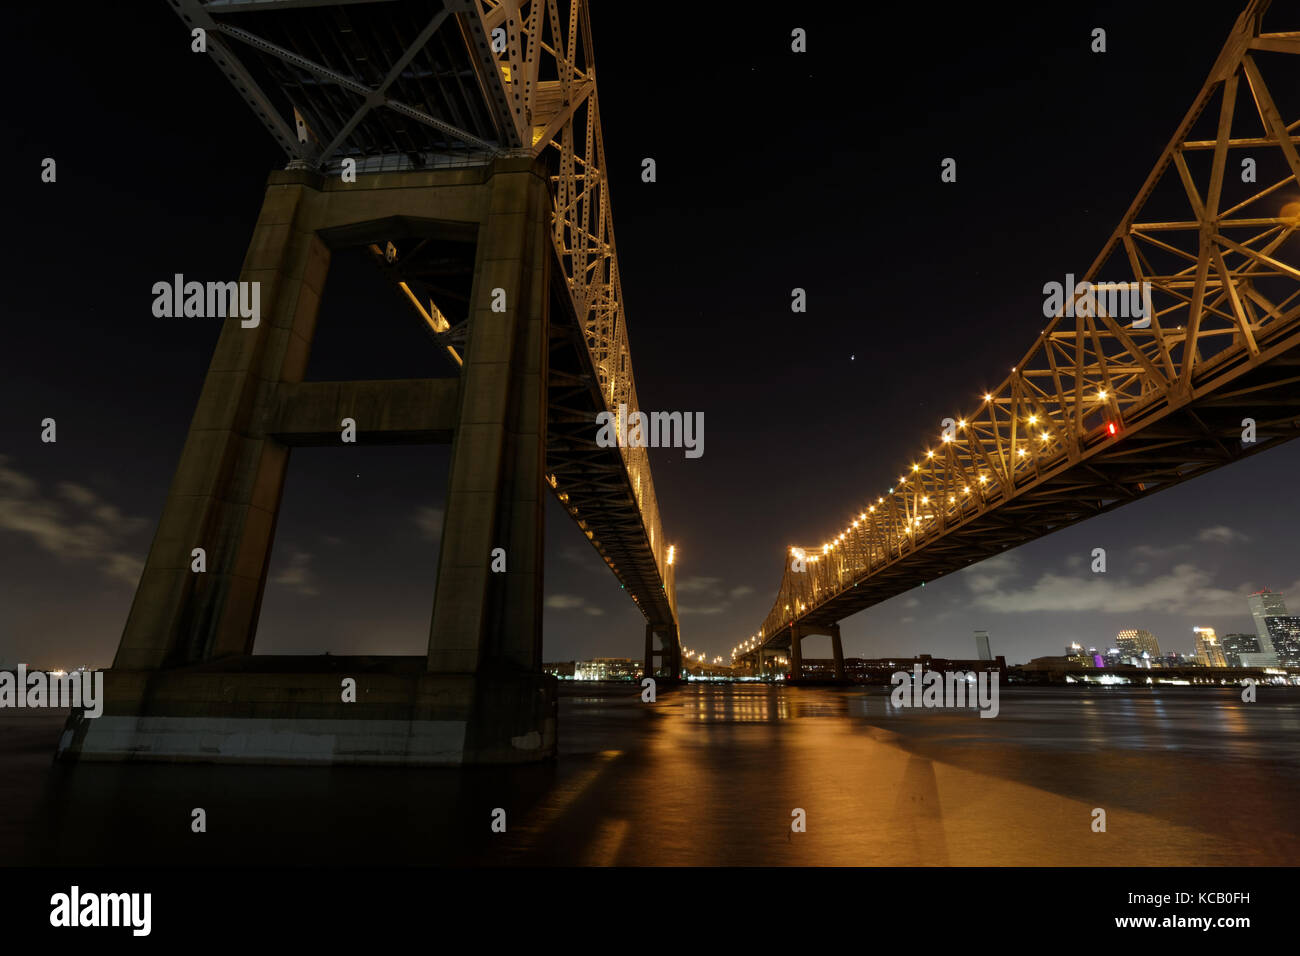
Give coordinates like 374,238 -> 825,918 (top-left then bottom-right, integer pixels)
746,13 -> 1300,685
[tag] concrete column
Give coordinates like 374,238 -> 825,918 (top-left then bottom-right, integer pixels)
789,627 -> 803,680
661,625 -> 680,679
428,158 -> 551,673
831,624 -> 845,679
644,623 -> 655,679
113,177 -> 328,670
78,163 -> 560,767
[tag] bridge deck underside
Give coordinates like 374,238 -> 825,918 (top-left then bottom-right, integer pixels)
545,262 -> 675,627
747,328 -> 1300,655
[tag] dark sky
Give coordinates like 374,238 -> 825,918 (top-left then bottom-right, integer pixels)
3,0 -> 1298,671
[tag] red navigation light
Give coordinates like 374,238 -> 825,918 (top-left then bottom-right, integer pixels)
1106,421 -> 1118,436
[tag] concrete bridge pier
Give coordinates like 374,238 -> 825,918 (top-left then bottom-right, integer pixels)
788,622 -> 844,681
644,622 -> 681,680
56,158 -> 560,766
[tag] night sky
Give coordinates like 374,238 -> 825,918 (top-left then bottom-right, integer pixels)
4,1 -> 1298,671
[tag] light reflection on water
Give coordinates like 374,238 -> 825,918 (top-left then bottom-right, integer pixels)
11,683 -> 1300,866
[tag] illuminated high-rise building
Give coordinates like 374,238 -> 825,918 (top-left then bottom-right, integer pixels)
1264,617 -> 1300,667
1115,628 -> 1160,661
1193,627 -> 1228,667
1220,633 -> 1260,668
974,630 -> 992,661
1247,588 -> 1288,656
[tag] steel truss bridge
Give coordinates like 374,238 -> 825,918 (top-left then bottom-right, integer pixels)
170,0 -> 681,670
738,0 -> 1300,676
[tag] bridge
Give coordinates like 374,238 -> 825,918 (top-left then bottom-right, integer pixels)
58,0 -> 679,766
736,0 -> 1300,679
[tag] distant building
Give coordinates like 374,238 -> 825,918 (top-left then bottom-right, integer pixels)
1115,628 -> 1161,661
574,657 -> 642,681
1065,642 -> 1094,667
1021,655 -> 1093,673
1193,627 -> 1228,668
1264,617 -> 1300,667
543,661 -> 576,679
974,630 -> 992,661
1248,589 -> 1288,655
1220,633 -> 1260,668
821,655 -> 1005,683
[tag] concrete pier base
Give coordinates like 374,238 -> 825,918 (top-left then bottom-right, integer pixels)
56,658 -> 556,766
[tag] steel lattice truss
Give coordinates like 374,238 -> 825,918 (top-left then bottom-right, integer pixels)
475,0 -> 676,625
168,0 -> 676,629
739,0 -> 1300,665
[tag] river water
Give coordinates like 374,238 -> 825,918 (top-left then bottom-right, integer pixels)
5,682 -> 1298,866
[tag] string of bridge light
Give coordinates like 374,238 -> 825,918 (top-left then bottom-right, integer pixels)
807,387 -> 1119,556
731,387 -> 1120,661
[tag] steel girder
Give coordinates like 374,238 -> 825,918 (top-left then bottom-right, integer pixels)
739,0 -> 1300,665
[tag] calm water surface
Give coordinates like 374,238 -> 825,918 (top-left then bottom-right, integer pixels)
5,683 -> 1298,865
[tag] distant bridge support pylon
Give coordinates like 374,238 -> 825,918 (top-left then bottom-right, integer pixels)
645,622 -> 682,681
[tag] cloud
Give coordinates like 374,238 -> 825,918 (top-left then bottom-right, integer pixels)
966,559 -> 1269,617
962,552 -> 1018,595
1132,542 -> 1190,559
678,603 -> 730,615
677,575 -> 722,594
677,577 -> 758,617
545,593 -> 603,615
1197,525 -> 1249,545
0,457 -> 147,586
270,549 -> 318,597
414,506 -> 443,541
